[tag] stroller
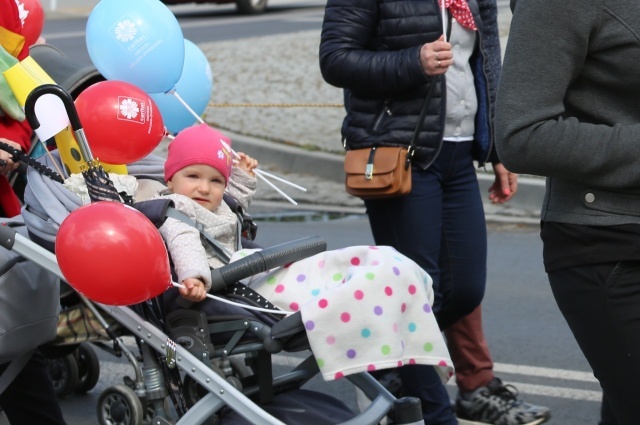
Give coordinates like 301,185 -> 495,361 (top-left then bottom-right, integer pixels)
0,89 -> 438,425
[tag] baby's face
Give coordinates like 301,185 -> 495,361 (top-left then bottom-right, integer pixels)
167,164 -> 226,211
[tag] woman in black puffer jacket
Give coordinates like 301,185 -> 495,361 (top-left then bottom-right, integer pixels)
320,1 -> 520,424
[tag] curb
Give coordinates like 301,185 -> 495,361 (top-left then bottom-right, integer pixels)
228,130 -> 545,221
228,130 -> 346,182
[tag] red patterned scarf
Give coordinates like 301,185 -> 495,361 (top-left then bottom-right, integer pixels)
442,0 -> 477,31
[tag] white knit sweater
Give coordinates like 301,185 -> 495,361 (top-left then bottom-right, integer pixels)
154,167 -> 257,290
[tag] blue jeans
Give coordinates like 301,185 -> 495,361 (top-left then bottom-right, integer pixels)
365,141 -> 487,424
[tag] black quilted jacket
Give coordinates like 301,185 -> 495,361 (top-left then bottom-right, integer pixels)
319,0 -> 501,169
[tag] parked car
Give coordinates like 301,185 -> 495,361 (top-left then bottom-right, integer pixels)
160,0 -> 268,14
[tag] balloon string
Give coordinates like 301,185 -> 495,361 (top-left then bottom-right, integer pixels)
167,90 -> 306,205
222,140 -> 300,205
39,139 -> 65,178
171,281 -> 292,316
168,89 -> 205,124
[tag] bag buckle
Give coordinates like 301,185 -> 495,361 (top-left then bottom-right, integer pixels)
166,338 -> 177,369
405,146 -> 414,170
365,147 -> 377,180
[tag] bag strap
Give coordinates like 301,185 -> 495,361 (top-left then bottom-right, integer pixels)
165,207 -> 234,264
0,141 -> 64,184
405,10 -> 453,169
407,74 -> 440,168
407,10 -> 450,165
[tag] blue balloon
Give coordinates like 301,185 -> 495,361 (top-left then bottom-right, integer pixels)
86,0 -> 185,93
150,40 -> 213,134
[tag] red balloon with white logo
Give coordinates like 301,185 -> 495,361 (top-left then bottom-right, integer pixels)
16,0 -> 45,47
56,202 -> 172,306
75,80 -> 167,164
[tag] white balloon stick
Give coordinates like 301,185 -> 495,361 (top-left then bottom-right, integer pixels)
442,0 -> 448,42
171,281 -> 292,315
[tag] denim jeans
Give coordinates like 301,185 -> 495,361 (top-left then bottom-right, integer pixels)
549,260 -> 640,425
364,141 -> 487,328
364,141 -> 487,424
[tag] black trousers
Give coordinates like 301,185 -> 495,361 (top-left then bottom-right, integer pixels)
548,261 -> 640,425
0,350 -> 66,425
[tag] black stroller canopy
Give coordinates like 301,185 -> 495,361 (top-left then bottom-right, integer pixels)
28,43 -> 105,100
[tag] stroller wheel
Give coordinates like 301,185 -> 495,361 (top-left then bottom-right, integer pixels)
74,342 -> 101,393
182,374 -> 220,425
46,353 -> 79,398
182,359 -> 247,425
97,384 -> 144,425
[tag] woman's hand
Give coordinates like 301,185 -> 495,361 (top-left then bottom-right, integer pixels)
0,138 -> 21,176
179,277 -> 207,302
489,163 -> 518,204
419,35 -> 453,76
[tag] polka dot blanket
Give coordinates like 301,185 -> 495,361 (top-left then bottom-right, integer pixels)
235,245 -> 453,382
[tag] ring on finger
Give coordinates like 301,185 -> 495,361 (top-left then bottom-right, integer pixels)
437,60 -> 441,67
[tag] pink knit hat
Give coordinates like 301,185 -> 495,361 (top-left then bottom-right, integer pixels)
164,124 -> 233,183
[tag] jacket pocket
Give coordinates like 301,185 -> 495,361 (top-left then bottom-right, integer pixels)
582,189 -> 640,217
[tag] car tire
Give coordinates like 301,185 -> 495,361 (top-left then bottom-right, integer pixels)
235,0 -> 267,14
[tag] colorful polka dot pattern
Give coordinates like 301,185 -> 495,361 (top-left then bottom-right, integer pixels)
443,0 -> 477,31
247,245 -> 453,382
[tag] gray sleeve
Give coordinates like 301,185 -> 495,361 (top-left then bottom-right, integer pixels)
494,1 -> 640,189
158,198 -> 213,291
226,167 -> 257,211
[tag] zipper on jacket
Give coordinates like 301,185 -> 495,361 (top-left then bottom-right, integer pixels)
473,13 -> 494,168
372,99 -> 392,132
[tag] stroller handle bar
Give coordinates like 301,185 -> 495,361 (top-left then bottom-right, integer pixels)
209,236 -> 327,293
0,224 -> 326,295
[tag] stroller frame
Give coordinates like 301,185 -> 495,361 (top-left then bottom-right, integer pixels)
0,224 -> 423,425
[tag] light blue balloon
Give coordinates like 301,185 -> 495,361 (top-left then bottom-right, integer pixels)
86,0 -> 185,93
150,40 -> 213,135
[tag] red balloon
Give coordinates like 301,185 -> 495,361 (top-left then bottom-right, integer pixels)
56,202 -> 171,306
75,80 -> 166,164
17,0 -> 45,47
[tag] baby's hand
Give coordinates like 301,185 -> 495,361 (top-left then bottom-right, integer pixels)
179,277 -> 207,302
235,152 -> 258,176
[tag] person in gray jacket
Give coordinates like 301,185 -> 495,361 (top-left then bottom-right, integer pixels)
495,1 -> 640,424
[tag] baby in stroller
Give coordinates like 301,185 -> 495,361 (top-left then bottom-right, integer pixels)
154,124 -> 452,385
